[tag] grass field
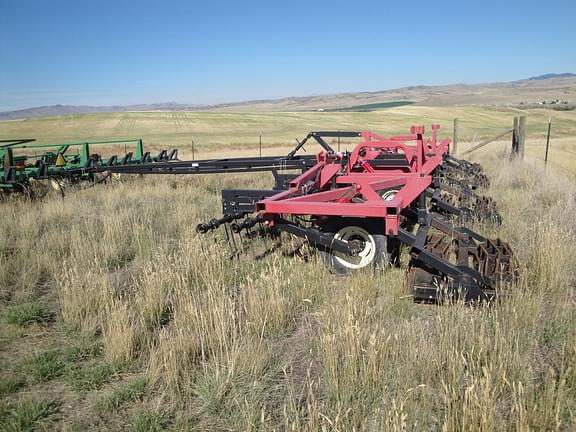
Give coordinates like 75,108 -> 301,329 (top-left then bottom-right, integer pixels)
1,106 -> 575,173
0,107 -> 575,430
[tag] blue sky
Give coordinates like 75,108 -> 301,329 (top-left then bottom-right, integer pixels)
0,0 -> 575,111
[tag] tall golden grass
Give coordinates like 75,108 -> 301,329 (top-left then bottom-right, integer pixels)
0,152 -> 574,430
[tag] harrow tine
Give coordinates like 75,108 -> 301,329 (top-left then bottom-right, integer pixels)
246,225 -> 257,258
223,224 -> 241,259
196,212 -> 247,259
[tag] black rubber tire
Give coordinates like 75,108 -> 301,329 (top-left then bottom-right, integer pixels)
318,218 -> 397,275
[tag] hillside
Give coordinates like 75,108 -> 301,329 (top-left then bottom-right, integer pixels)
1,75 -> 575,119
210,75 -> 576,112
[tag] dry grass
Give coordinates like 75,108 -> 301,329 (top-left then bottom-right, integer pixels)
0,110 -> 575,430
1,107 -> 575,160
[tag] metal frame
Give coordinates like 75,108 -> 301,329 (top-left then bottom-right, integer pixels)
2,126 -> 518,303
199,125 -> 517,303
257,126 -> 448,236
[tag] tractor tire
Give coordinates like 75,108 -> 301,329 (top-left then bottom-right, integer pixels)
318,218 -> 398,275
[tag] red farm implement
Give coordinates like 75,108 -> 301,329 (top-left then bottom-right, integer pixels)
2,124 -> 516,302
198,126 -> 517,303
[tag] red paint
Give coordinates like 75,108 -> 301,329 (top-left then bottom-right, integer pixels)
255,126 -> 451,236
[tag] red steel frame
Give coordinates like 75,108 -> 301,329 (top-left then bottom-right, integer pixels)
255,125 -> 450,236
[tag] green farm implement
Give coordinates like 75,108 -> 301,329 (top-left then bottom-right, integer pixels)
1,138 -> 177,198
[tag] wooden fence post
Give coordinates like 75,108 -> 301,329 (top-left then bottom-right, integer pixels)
452,118 -> 459,155
517,116 -> 526,160
511,116 -> 526,160
511,117 -> 519,158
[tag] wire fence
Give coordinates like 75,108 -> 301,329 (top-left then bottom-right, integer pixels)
453,117 -> 576,177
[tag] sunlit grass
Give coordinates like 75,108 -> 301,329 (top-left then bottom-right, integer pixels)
0,109 -> 574,429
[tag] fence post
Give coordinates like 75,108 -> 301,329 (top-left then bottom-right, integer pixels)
544,115 -> 552,165
452,118 -> 459,155
511,117 -> 519,158
518,116 -> 526,160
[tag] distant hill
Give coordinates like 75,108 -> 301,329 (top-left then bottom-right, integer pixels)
0,102 -> 205,120
1,74 -> 575,119
528,73 -> 576,80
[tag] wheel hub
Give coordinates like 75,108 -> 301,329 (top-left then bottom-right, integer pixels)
333,226 -> 376,270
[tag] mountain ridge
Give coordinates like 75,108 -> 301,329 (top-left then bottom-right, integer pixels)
528,72 -> 576,80
1,74 -> 575,120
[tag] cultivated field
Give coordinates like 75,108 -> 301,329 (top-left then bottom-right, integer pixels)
1,106 -> 575,173
0,107 -> 575,430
